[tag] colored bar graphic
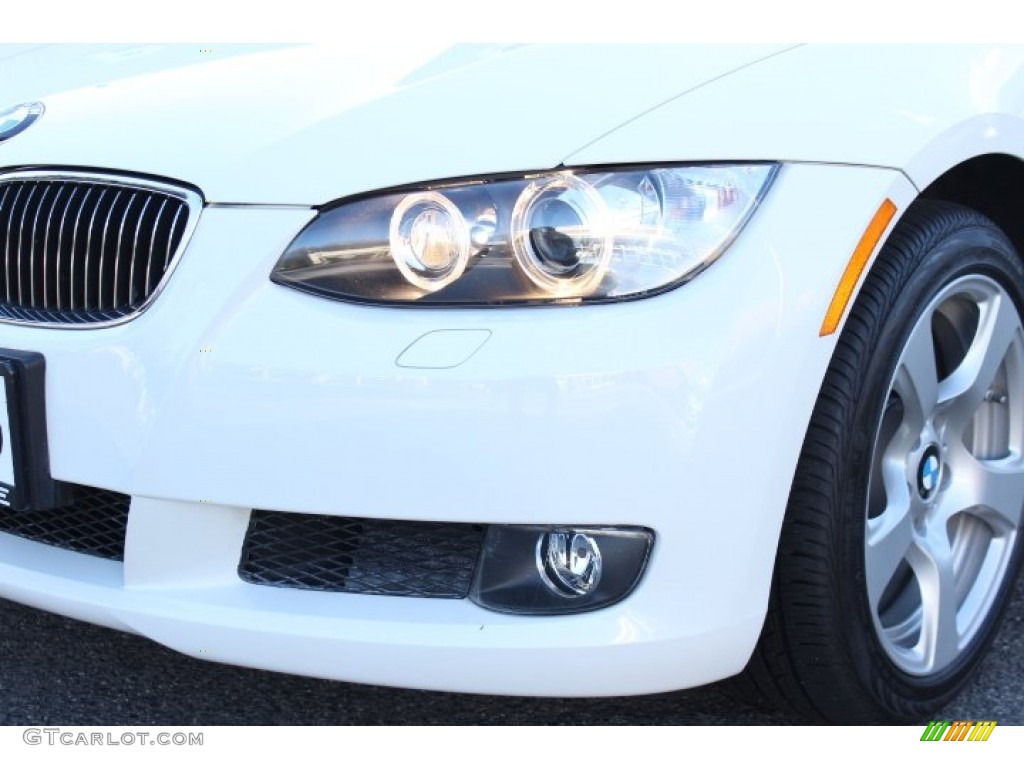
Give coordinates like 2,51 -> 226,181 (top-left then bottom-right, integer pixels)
968,722 -> 997,742
944,721 -> 971,741
920,720 -> 996,742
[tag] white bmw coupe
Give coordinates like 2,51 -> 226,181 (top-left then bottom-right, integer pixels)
0,44 -> 1021,723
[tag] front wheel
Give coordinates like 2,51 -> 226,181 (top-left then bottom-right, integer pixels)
744,200 -> 1024,723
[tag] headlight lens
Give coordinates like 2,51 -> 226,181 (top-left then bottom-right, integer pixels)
272,163 -> 778,305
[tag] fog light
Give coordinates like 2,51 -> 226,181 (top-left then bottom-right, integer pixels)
539,531 -> 602,596
471,525 -> 653,615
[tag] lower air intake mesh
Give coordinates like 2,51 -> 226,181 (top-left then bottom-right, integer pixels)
238,510 -> 486,598
0,485 -> 130,560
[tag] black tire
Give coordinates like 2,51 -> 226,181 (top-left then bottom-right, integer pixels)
742,199 -> 1024,723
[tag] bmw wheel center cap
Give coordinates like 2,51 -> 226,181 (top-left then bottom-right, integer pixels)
917,446 -> 942,499
0,102 -> 44,143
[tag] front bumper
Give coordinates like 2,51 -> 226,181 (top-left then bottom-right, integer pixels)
0,163 -> 915,696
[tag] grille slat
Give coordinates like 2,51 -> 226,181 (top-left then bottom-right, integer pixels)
54,186 -> 76,310
146,198 -> 169,295
239,511 -> 486,598
164,204 -> 183,271
1,184 -> 20,302
41,185 -> 62,309
111,192 -> 136,308
128,196 -> 152,307
80,187 -> 105,310
0,485 -> 130,560
15,184 -> 38,305
0,173 -> 197,325
94,188 -> 121,308
29,183 -> 53,307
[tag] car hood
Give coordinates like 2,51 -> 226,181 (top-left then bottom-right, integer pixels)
0,43 -> 792,205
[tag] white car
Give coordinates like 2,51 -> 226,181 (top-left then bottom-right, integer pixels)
0,43 -> 1022,724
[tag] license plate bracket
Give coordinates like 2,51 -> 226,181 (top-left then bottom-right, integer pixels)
0,349 -> 68,511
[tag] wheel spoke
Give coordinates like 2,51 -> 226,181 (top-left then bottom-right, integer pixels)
938,293 -> 1021,436
865,499 -> 915,613
909,526 -> 960,671
940,448 -> 1024,535
892,315 -> 939,434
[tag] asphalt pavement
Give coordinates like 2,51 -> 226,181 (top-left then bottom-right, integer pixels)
0,573 -> 1021,725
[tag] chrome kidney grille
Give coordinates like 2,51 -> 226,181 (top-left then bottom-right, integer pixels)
0,171 -> 201,325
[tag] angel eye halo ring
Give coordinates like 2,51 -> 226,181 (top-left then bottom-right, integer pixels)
510,173 -> 613,297
388,191 -> 472,292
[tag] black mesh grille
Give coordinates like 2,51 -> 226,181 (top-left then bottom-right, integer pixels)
239,510 -> 486,598
0,176 -> 193,324
0,485 -> 130,560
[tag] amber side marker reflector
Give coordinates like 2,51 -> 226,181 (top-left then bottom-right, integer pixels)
819,198 -> 898,337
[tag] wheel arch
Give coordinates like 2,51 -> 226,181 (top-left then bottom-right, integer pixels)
917,153 -> 1024,260
829,152 -> 1024,344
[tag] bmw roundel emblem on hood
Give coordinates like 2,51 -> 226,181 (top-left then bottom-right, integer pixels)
0,102 -> 44,143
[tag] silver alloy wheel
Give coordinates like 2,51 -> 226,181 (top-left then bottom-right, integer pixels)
866,274 -> 1024,676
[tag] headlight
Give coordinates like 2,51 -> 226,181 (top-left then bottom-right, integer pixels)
272,164 -> 778,305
